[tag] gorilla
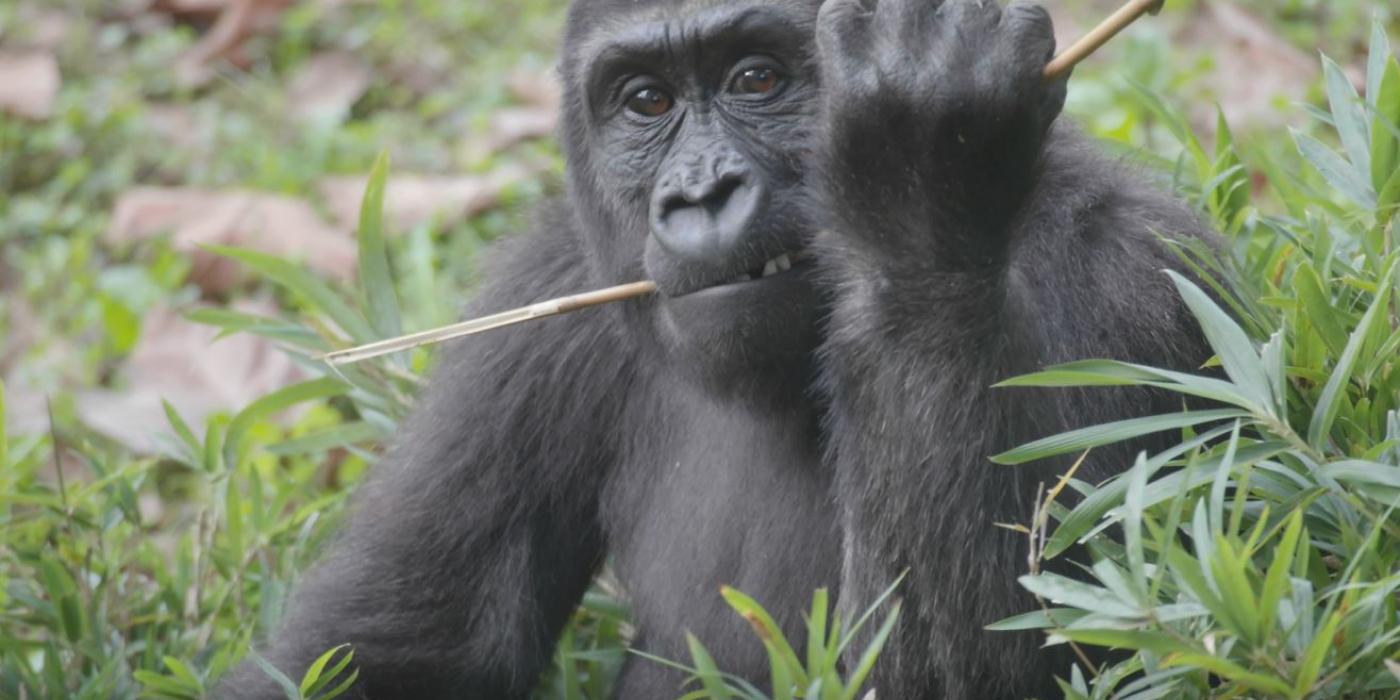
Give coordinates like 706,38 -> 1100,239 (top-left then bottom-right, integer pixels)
221,0 -> 1215,697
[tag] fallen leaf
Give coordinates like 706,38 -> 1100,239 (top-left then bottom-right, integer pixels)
0,52 -> 61,120
506,70 -> 562,110
1176,2 -> 1317,128
287,51 -> 371,125
150,0 -> 228,16
174,0 -> 292,87
75,302 -> 306,454
462,107 -> 558,163
107,187 -> 356,294
19,8 -> 74,50
317,163 -> 541,233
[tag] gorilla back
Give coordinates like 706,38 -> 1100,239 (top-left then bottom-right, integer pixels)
218,0 -> 1215,698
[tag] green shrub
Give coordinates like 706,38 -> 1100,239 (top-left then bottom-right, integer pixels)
985,21 -> 1400,699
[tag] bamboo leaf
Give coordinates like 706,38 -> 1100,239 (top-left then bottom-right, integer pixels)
1292,261 -> 1351,356
1259,510 -> 1305,641
1049,629 -> 1187,656
685,633 -> 734,700
1294,605 -> 1345,696
991,408 -> 1248,465
1,380 -> 8,469
721,586 -> 804,683
1368,17 -> 1393,105
1294,130 -> 1377,208
224,377 -> 349,471
1308,261 -> 1397,448
209,245 -> 376,342
839,602 -> 899,700
1324,56 -> 1372,178
806,588 -> 830,676
249,654 -> 302,700
266,422 -> 385,456
1372,59 -> 1400,193
1017,573 -> 1140,617
357,152 -> 403,341
300,644 -> 350,696
985,608 -> 1086,631
1161,654 -> 1293,696
1166,271 -> 1274,412
996,359 -> 1257,409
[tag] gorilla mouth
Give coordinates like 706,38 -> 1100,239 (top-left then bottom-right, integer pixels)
670,250 -> 810,298
726,253 -> 795,284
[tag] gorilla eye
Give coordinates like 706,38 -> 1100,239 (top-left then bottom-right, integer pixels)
732,67 -> 782,95
625,87 -> 674,117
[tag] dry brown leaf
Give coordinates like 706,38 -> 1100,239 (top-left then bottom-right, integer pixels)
23,9 -> 74,50
108,187 -> 355,294
288,51 -> 371,124
462,107 -> 559,163
0,52 -> 61,120
317,163 -> 540,233
150,0 -> 228,16
75,302 -> 306,454
506,70 -> 563,110
1176,2 -> 1317,128
174,0 -> 292,87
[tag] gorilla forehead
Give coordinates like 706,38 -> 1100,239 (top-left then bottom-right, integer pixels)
562,0 -> 822,61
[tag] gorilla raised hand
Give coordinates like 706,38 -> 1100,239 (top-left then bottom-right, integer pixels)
220,1 -> 1214,698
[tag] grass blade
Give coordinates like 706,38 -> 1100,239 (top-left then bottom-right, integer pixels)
357,152 -> 403,341
991,408 -> 1248,465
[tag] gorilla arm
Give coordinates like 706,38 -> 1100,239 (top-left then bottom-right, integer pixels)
813,1 -> 1212,697
218,203 -> 636,700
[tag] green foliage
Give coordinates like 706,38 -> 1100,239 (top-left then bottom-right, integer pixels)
3,3 -> 1399,700
635,583 -> 901,700
994,21 -> 1400,699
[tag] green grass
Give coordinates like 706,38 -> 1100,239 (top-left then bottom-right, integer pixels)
1,2 -> 1398,699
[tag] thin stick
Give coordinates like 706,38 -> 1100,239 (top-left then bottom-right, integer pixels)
1044,0 -> 1165,81
321,0 -> 1163,366
319,281 -> 657,364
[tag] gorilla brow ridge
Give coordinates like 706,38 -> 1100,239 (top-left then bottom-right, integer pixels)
577,5 -> 810,109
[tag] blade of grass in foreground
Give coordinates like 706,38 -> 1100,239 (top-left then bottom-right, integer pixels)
991,408 -> 1248,465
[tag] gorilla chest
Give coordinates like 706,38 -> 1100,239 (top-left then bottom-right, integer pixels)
602,400 -> 841,654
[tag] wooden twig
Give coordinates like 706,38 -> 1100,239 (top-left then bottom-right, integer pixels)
320,281 -> 656,364
320,0 -> 1165,366
1044,0 -> 1166,81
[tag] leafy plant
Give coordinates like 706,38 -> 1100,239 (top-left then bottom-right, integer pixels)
636,583 -> 901,700
992,19 -> 1400,699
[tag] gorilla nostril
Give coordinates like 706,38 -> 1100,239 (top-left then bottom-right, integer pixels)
676,173 -> 746,211
651,173 -> 764,263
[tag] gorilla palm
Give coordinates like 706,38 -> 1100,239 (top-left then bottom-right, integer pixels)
220,0 -> 1215,698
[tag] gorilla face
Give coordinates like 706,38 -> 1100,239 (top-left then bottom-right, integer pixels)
559,0 -> 825,390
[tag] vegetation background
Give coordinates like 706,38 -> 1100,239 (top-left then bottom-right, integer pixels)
0,0 -> 1397,698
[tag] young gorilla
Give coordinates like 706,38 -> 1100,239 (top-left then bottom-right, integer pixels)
221,0 -> 1215,697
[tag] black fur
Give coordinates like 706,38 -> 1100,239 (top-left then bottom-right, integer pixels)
219,0 -> 1215,698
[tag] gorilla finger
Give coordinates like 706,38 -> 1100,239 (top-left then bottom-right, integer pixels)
816,0 -> 877,61
872,0 -> 942,33
1003,2 -> 1056,62
937,0 -> 1002,31
1038,70 -> 1069,132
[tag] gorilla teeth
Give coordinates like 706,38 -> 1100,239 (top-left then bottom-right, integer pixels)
723,254 -> 796,286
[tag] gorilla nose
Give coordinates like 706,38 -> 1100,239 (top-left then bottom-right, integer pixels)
650,169 -> 763,263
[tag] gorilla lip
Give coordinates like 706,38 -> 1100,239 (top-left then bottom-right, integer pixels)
672,251 -> 804,297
